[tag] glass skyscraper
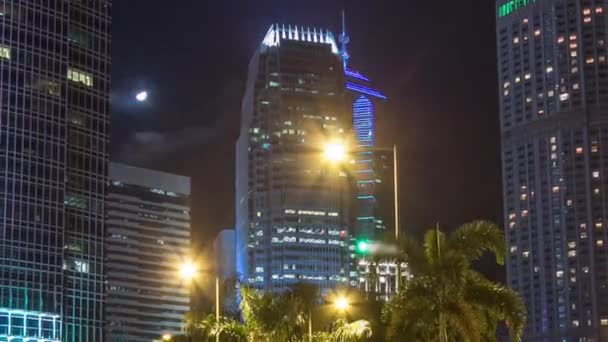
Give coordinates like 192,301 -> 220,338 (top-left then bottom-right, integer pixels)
236,24 -> 352,292
497,0 -> 608,339
0,1 -> 110,341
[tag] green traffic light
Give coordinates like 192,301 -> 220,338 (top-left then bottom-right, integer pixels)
356,239 -> 370,254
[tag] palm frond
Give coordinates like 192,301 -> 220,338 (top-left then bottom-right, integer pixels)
423,227 -> 447,265
395,235 -> 429,275
449,220 -> 506,264
464,272 -> 527,341
331,319 -> 372,341
443,299 -> 482,342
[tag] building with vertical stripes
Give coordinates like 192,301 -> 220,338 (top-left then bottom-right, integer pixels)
105,163 -> 191,342
0,1 -> 111,341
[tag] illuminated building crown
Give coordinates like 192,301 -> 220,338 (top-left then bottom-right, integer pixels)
262,24 -> 339,54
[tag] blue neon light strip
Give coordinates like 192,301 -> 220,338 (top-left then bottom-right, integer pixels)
353,95 -> 375,147
357,216 -> 375,220
346,82 -> 387,99
345,69 -> 370,82
357,195 -> 375,200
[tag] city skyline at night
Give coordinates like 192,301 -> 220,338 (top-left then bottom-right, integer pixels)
0,0 -> 538,340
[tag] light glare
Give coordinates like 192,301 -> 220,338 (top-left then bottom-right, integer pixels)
179,261 -> 197,281
324,142 -> 347,162
335,296 -> 350,311
136,91 -> 148,102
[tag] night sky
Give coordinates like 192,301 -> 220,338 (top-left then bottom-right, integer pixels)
111,1 -> 503,279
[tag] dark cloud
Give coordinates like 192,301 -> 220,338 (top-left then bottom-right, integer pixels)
116,126 -> 219,163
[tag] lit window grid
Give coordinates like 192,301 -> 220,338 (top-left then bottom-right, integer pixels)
0,5 -> 109,342
238,30 -> 352,292
0,0 -> 67,334
0,308 -> 61,341
502,128 -> 608,337
497,4 -> 608,131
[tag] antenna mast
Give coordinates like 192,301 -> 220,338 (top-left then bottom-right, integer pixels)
339,10 -> 350,69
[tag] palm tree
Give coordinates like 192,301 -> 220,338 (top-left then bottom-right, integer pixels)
332,319 -> 373,342
382,220 -> 526,341
239,285 -> 307,341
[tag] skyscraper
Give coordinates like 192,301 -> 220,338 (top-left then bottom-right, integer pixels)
344,59 -> 390,243
0,1 -> 110,341
236,24 -> 352,292
105,163 -> 191,342
339,16 -> 405,297
214,229 -> 237,313
214,229 -> 236,282
497,0 -> 608,339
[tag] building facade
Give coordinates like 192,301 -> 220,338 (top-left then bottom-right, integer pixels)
213,229 -> 237,314
236,24 -> 352,292
0,1 -> 111,341
339,21 -> 406,298
497,0 -> 608,340
105,163 -> 191,342
214,229 -> 236,281
344,68 -> 390,243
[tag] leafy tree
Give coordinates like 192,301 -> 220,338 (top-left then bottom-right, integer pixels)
382,221 -> 526,341
311,319 -> 372,342
239,285 -> 307,341
332,319 -> 373,342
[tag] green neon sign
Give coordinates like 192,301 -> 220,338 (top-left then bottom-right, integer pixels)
498,0 -> 536,17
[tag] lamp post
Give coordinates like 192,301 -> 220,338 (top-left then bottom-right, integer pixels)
322,142 -> 401,292
321,142 -> 399,239
179,261 -> 220,342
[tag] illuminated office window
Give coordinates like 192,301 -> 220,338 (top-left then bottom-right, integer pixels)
67,67 -> 93,87
0,45 -> 10,60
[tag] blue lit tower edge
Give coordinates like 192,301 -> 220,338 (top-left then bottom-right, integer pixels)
339,14 -> 398,294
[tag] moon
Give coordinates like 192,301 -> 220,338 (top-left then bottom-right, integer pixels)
136,91 -> 148,102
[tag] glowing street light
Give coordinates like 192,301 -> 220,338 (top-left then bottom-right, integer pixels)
334,296 -> 350,312
136,90 -> 148,102
178,258 -> 220,342
179,261 -> 197,281
324,142 -> 347,162
162,333 -> 172,341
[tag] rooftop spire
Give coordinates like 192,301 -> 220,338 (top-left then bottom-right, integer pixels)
339,10 -> 350,70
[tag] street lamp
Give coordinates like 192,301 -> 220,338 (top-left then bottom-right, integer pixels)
321,142 -> 402,291
323,141 -> 348,162
180,261 -> 197,281
179,261 -> 220,342
162,333 -> 172,341
334,296 -> 350,312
